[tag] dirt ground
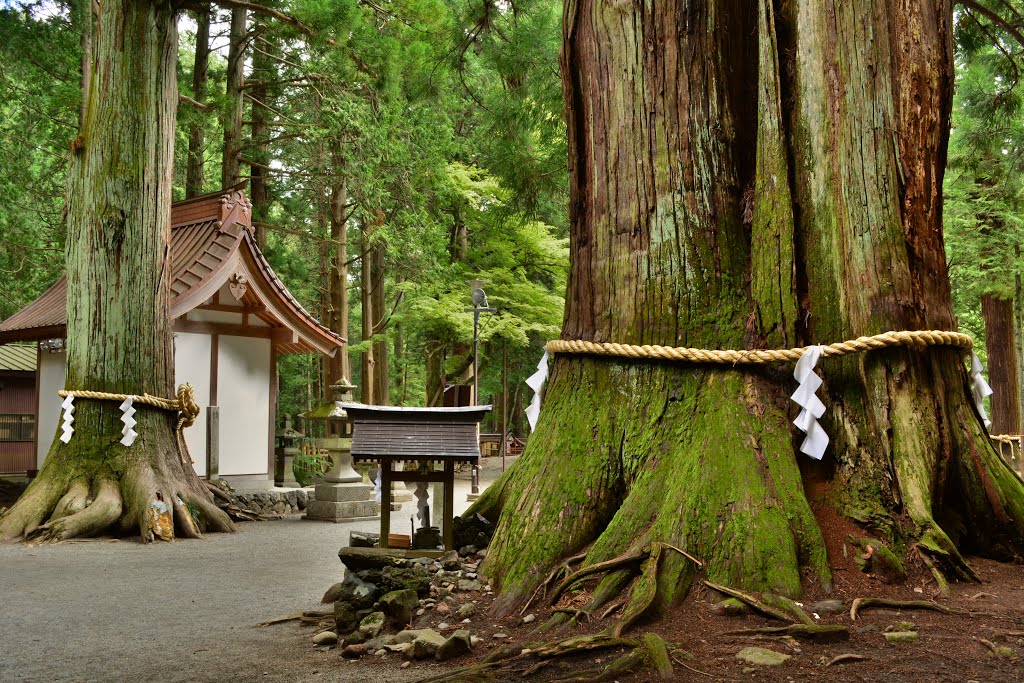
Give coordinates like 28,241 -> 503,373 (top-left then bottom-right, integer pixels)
272,546 -> 1024,683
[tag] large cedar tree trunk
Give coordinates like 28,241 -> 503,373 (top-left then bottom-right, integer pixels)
326,165 -> 352,386
0,0 -> 235,543
471,0 -> 1024,626
221,6 -> 246,189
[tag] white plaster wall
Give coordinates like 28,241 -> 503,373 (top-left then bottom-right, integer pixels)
173,332 -> 211,476
217,336 -> 270,475
187,309 -> 244,325
36,351 -> 66,468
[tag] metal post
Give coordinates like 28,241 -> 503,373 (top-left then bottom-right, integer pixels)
502,339 -> 507,472
471,309 -> 480,494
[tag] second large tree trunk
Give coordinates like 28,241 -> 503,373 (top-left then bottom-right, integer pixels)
983,294 -> 1022,435
471,0 -> 1024,626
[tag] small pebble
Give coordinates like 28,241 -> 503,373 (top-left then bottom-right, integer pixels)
523,614 -> 536,624
462,618 -> 471,624
438,622 -> 450,630
416,608 -> 425,616
401,661 -> 411,669
492,633 -> 508,640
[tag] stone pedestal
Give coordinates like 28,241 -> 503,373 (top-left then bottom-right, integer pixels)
304,437 -> 379,523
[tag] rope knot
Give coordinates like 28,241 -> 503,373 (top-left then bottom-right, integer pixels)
176,383 -> 200,428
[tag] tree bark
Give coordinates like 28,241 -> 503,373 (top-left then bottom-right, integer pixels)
471,0 -> 1024,626
185,7 -> 209,199
371,242 -> 389,405
360,226 -> 375,404
0,0 -> 234,543
248,14 -> 273,248
221,6 -> 247,189
326,167 -> 351,386
983,294 -> 1021,435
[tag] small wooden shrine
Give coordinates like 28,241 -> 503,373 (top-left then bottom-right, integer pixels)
341,403 -> 491,552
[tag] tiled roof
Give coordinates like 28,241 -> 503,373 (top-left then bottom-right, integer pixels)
0,344 -> 35,372
0,187 -> 343,355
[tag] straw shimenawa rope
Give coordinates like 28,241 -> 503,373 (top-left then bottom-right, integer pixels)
57,384 -> 201,466
545,330 -> 973,365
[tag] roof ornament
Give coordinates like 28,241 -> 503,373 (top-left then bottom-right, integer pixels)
228,273 -> 249,300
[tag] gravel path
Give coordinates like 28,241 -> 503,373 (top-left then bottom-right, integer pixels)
0,471 -> 500,683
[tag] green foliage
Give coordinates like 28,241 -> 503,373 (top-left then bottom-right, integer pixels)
292,447 -> 331,487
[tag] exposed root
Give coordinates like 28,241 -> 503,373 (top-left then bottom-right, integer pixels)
525,551 -> 589,613
254,612 -> 305,627
552,608 -> 591,624
720,624 -> 849,643
418,634 -> 642,683
549,548 -> 650,606
702,581 -> 795,622
173,495 -> 203,539
827,654 -> 868,666
613,543 -> 664,636
849,597 -> 970,621
26,478 -> 122,543
51,478 -> 90,520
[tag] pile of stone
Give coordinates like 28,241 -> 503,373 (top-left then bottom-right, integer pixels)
231,488 -> 309,516
316,545 -> 493,663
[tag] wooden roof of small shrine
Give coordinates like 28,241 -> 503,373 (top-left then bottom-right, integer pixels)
342,404 -> 492,463
0,186 -> 343,356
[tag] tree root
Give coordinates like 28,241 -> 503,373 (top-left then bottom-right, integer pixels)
26,478 -> 122,543
720,624 -> 850,643
549,548 -> 651,606
418,634 -> 645,683
849,597 -> 970,621
525,551 -> 589,613
702,581 -> 796,622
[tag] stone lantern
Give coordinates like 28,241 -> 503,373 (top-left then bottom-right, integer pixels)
274,415 -> 304,487
301,379 -> 379,522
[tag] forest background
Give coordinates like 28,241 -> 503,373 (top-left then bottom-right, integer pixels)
1,0 -> 1023,438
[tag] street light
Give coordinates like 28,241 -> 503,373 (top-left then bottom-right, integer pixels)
466,279 -> 496,496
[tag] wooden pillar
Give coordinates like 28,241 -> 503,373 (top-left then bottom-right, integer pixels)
379,458 -> 392,548
443,461 -> 455,551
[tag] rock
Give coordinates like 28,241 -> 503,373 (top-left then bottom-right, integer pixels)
456,603 -> 477,619
331,575 -> 380,610
854,624 -> 879,634
358,611 -> 386,638
416,608 -> 425,617
321,582 -> 346,604
313,631 -> 338,646
401,661 -> 411,669
408,629 -> 448,660
342,644 -> 369,658
379,589 -> 419,627
380,567 -> 432,596
349,531 -> 380,548
436,629 -> 473,662
884,631 -> 918,643
492,633 -> 508,640
459,545 -> 478,556
339,547 -> 411,572
437,622 -> 450,630
470,635 -> 483,647
342,630 -> 367,647
334,600 -> 360,635
440,550 -> 461,570
365,635 -> 398,651
395,629 -> 424,644
735,647 -> 791,666
810,599 -> 845,615
458,579 -> 482,592
711,598 -> 750,617
453,513 -> 495,550
885,621 -> 916,633
523,614 -> 536,624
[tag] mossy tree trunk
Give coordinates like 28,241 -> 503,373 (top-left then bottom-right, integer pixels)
982,294 -> 1021,436
471,0 -> 1024,626
0,0 -> 235,543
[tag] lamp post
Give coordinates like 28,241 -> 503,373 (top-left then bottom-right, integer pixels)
466,279 -> 496,496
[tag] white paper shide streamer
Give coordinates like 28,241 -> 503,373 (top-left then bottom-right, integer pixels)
374,468 -> 382,504
119,395 -> 138,447
525,351 -> 549,432
60,393 -> 75,443
791,346 -> 829,460
970,352 -> 993,430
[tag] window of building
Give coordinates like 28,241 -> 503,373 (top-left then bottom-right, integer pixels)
0,414 -> 35,441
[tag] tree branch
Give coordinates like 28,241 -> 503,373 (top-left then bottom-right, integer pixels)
957,0 -> 1024,50
179,94 -> 215,111
182,0 -> 335,45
